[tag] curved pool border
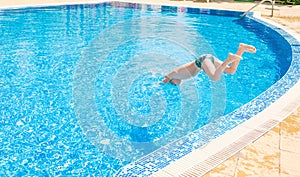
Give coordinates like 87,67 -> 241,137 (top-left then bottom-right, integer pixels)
1,1 -> 299,177
112,3 -> 300,177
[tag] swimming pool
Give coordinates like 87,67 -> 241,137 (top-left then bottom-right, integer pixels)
0,1 -> 299,177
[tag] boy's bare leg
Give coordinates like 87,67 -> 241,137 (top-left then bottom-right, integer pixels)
228,43 -> 256,72
203,53 -> 241,81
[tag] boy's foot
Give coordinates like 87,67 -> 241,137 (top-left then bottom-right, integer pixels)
239,43 -> 256,53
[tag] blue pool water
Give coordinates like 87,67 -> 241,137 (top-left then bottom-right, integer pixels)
0,2 -> 292,176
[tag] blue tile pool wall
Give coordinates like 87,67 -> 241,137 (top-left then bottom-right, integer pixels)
234,17 -> 293,78
108,1 -> 245,17
115,11 -> 300,177
0,1 -> 247,18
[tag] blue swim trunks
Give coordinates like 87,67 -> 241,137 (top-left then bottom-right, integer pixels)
195,54 -> 215,68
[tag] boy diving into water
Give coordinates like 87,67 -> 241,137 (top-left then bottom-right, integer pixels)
162,43 -> 256,85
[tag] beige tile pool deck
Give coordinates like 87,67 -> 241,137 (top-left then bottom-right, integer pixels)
203,108 -> 300,177
1,0 -> 300,176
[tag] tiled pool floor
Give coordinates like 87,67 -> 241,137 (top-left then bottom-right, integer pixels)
203,106 -> 300,177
